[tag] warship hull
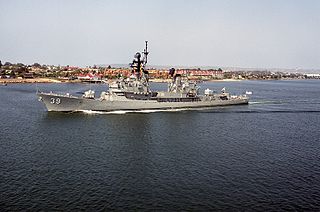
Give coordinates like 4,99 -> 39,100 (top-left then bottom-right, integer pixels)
37,42 -> 250,112
38,92 -> 249,112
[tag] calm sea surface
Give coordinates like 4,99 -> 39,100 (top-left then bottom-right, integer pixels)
1,80 -> 320,211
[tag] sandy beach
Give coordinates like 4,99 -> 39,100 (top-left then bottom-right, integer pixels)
0,78 -> 74,84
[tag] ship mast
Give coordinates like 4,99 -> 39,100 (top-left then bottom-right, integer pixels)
130,41 -> 149,79
143,40 -> 149,67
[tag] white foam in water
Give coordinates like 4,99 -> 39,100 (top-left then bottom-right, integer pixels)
79,108 -> 192,115
79,110 -> 129,114
249,100 -> 283,105
249,101 -> 261,104
138,108 -> 187,113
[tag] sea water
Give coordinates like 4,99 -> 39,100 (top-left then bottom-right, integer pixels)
1,80 -> 319,210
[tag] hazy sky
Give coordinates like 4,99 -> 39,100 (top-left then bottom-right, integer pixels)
1,0 -> 319,69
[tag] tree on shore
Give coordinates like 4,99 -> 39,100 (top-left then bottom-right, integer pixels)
32,63 -> 41,68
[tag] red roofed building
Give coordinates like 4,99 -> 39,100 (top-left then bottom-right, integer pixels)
176,69 -> 224,79
77,73 -> 103,81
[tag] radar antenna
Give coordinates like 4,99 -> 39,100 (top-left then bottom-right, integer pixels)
129,41 -> 150,80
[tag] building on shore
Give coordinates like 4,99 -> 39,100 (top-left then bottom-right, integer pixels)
305,73 -> 320,79
176,69 -> 224,80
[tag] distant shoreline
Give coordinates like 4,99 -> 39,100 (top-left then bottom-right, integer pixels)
0,78 -> 71,84
0,77 -> 317,84
149,78 -> 243,83
1,78 -> 243,84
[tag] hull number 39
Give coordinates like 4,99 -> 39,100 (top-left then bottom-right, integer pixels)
50,97 -> 61,104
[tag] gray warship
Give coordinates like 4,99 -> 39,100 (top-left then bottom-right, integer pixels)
38,41 -> 249,112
